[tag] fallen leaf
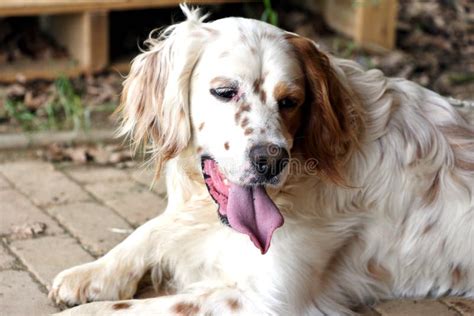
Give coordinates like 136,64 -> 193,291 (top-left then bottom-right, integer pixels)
10,222 -> 47,240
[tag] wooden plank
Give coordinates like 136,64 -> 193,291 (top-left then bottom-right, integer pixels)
0,59 -> 81,82
324,0 -> 356,40
354,0 -> 398,51
85,11 -> 109,72
48,11 -> 109,73
0,0 -> 238,16
324,0 -> 398,51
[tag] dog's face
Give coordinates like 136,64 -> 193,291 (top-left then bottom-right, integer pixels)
190,19 -> 305,186
118,8 -> 362,252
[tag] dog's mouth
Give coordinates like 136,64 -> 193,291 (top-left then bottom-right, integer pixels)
201,156 -> 284,254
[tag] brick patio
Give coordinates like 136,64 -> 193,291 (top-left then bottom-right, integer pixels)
0,159 -> 472,315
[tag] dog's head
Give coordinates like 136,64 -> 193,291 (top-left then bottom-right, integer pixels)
118,5 -> 362,253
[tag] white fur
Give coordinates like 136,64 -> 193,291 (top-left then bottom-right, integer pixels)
50,6 -> 474,315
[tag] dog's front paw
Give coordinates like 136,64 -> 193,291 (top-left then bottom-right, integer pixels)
49,260 -> 139,307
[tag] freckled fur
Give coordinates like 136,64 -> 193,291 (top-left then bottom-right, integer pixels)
173,302 -> 200,316
244,128 -> 254,136
112,302 -> 131,310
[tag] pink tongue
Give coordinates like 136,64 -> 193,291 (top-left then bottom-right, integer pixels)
226,183 -> 284,254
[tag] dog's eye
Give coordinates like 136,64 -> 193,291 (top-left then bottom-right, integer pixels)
210,87 -> 237,101
278,98 -> 297,110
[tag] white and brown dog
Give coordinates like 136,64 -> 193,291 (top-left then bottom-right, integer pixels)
50,5 -> 474,315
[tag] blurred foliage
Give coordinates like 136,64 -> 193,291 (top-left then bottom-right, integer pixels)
4,76 -> 90,132
261,0 -> 278,26
5,99 -> 38,131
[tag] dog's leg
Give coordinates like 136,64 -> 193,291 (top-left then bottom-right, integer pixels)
50,214 -> 176,306
54,286 -> 265,316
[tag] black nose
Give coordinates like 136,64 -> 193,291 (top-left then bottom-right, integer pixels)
249,144 -> 289,180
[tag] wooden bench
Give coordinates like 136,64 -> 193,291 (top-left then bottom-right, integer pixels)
0,0 -> 235,82
0,0 -> 398,82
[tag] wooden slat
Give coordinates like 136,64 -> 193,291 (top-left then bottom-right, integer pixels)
324,0 -> 356,40
49,11 -> 109,72
0,0 -> 241,82
0,59 -> 81,82
354,0 -> 398,51
0,0 -> 237,16
324,0 -> 398,51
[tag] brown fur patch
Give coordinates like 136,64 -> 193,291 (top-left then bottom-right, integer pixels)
422,221 -> 436,234
367,258 -> 391,282
273,81 -> 305,105
234,104 -> 251,123
227,298 -> 242,311
112,302 -> 131,310
285,34 -> 364,186
197,146 -> 203,153
235,111 -> 242,123
224,142 -> 230,150
250,46 -> 257,54
273,81 -> 306,137
198,122 -> 205,131
452,265 -> 462,286
77,280 -> 90,303
240,104 -> 251,112
241,117 -> 249,128
244,128 -> 254,135
253,78 -> 262,95
424,172 -> 440,205
173,302 -> 200,316
260,90 -> 267,104
260,128 -> 266,134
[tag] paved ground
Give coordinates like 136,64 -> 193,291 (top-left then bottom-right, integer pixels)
0,159 -> 473,315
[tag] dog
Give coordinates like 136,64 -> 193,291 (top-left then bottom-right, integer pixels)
49,5 -> 474,315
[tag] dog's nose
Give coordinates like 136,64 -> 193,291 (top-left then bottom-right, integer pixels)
249,144 -> 289,180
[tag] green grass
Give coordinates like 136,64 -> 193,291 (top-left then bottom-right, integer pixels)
4,76 -> 92,132
5,99 -> 38,131
261,0 -> 278,26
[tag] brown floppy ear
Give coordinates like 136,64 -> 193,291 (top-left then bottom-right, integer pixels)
117,6 -> 209,176
286,34 -> 364,186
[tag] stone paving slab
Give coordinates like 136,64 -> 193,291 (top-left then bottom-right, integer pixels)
65,166 -> 130,184
48,202 -> 133,256
442,297 -> 474,315
85,181 -> 166,226
374,299 -> 459,316
0,189 -> 64,236
0,174 -> 10,190
0,243 -> 16,270
0,270 -> 59,315
9,235 -> 94,289
0,161 -> 90,207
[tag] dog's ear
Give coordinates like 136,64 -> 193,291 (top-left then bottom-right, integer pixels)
117,5 -> 209,174
285,34 -> 363,186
